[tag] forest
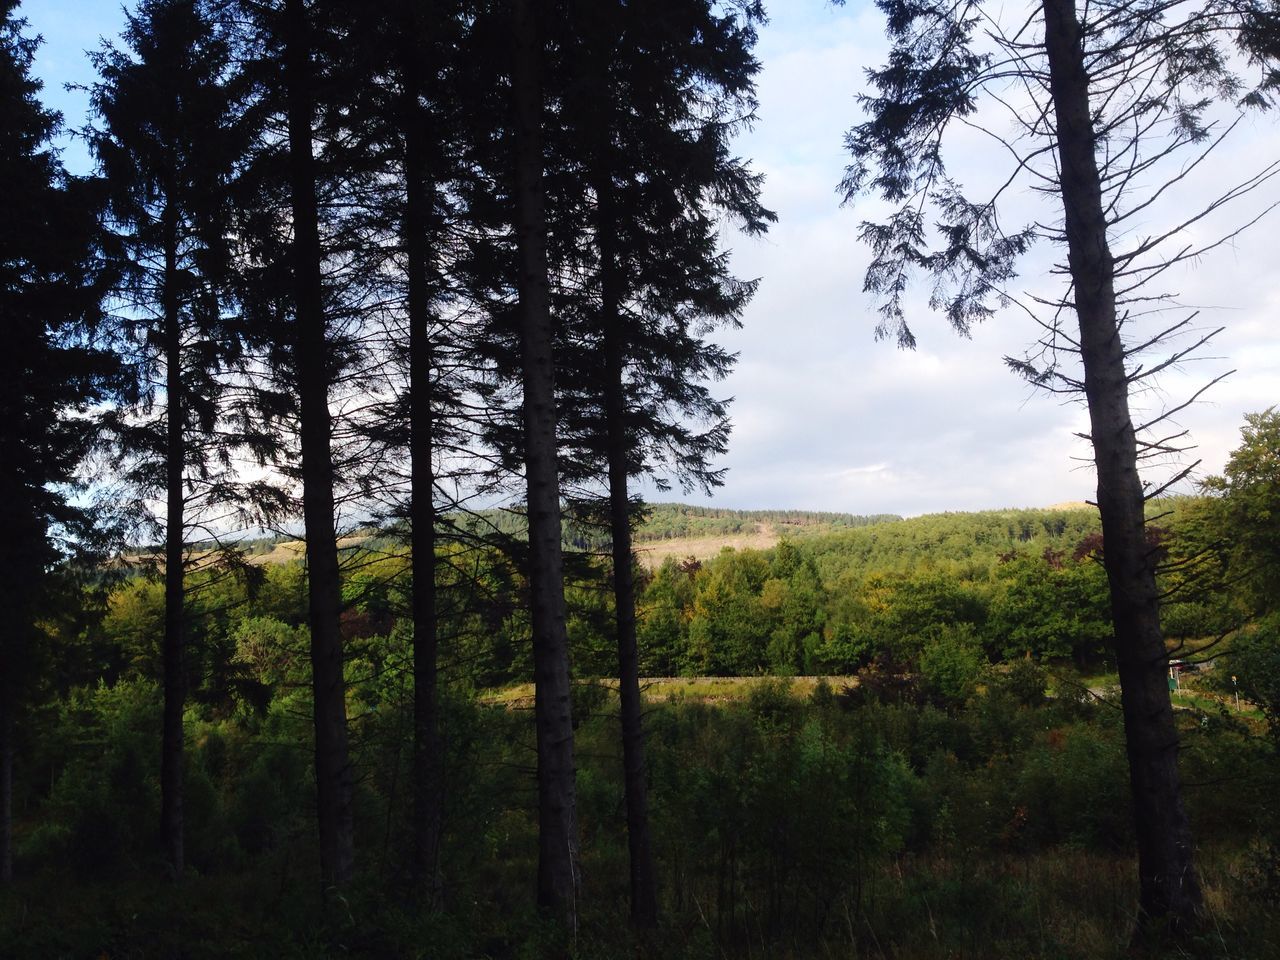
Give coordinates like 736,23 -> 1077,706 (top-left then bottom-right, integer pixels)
2,0 -> 1279,957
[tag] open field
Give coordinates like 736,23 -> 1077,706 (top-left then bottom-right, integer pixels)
484,670 -> 1267,719
480,674 -> 858,708
633,521 -> 780,567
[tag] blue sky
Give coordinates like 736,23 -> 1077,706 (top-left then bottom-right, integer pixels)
21,0 -> 1280,517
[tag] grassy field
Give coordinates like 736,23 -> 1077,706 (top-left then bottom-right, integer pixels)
480,674 -> 860,707
632,523 -> 780,567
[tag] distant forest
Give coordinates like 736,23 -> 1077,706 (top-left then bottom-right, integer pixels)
191,503 -> 902,557
631,504 -> 902,542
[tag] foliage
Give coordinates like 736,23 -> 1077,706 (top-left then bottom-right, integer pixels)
918,623 -> 985,704
987,550 -> 1111,662
6,640 -> 1278,956
1221,613 -> 1280,743
1202,408 -> 1280,613
0,0 -> 122,711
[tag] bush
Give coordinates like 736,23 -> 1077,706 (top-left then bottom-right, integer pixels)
918,623 -> 985,705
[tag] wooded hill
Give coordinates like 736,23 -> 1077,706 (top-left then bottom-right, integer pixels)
179,502 -> 903,565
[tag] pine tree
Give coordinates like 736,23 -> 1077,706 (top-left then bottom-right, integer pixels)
87,0 -> 248,878
560,0 -> 771,925
322,0 -> 469,893
842,0 -> 1279,937
231,0 -> 357,889
281,0 -> 352,890
509,0 -> 581,918
0,1 -> 119,884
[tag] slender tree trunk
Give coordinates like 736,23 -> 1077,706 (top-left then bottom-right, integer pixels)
594,165 -> 659,928
283,0 -> 354,890
399,1 -> 442,896
161,203 -> 185,879
511,0 -> 580,921
1041,0 -> 1202,934
0,677 -> 12,884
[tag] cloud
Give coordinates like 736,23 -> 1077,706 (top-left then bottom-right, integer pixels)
692,1 -> 1280,515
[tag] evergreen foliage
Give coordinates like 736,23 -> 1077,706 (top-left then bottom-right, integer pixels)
0,0 -> 121,885
86,0 -> 254,877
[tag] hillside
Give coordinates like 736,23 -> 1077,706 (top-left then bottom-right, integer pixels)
179,503 -> 1106,568
634,503 -> 900,540
371,503 -> 902,566
629,503 -> 900,565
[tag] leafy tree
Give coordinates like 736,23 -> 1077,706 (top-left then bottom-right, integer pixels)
637,558 -> 698,676
988,550 -> 1111,663
835,570 -> 987,668
1201,592 -> 1280,900
1226,614 -> 1280,743
918,623 -> 985,704
686,550 -> 771,674
1203,409 -> 1280,612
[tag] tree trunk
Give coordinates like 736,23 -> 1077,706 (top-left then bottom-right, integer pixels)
399,0 -> 442,897
511,0 -> 580,921
0,678 -> 12,884
1041,0 -> 1203,934
283,0 -> 354,890
161,202 -> 185,880
594,165 -> 659,928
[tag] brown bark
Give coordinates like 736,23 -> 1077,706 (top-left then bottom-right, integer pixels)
1041,0 -> 1202,934
160,201 -> 185,879
594,165 -> 659,928
399,0 -> 443,895
511,0 -> 580,921
283,0 -> 354,890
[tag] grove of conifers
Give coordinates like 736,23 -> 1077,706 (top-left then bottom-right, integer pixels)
2,0 -> 1279,958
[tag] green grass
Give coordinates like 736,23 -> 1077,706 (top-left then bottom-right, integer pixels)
1045,666 -> 1267,721
479,675 -> 857,708
1172,688 -> 1265,721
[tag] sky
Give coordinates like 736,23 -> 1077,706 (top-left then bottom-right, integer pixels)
21,1 -> 1280,518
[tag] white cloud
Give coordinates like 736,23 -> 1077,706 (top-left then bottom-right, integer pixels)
693,0 -> 1280,515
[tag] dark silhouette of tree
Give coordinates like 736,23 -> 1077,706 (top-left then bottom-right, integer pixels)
278,0 -> 353,891
320,0 -> 471,895
453,2 -> 773,922
841,0 -> 1279,938
86,0 -> 249,879
0,1 -> 120,884
561,0 -> 772,925
231,0 -> 358,890
394,0 -> 449,895
508,0 -> 580,920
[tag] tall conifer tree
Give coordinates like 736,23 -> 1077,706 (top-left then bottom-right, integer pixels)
561,0 -> 771,925
323,0 -> 468,892
87,0 -> 246,878
232,0 -> 356,889
509,0 -> 581,918
842,0 -> 1280,936
0,1 -> 118,884
280,0 -> 352,890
